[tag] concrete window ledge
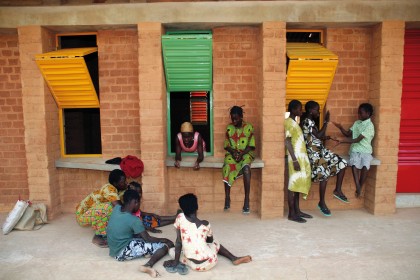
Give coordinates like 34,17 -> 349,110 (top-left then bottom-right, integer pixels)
55,157 -> 121,171
340,155 -> 381,166
165,156 -> 265,169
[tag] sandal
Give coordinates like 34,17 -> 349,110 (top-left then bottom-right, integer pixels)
288,216 -> 307,223
299,212 -> 313,219
177,263 -> 189,275
317,203 -> 332,217
333,192 -> 349,204
242,207 -> 250,214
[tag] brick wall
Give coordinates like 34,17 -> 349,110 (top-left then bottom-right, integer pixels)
98,29 -> 140,159
0,34 -> 28,212
295,28 -> 373,211
213,27 -> 260,158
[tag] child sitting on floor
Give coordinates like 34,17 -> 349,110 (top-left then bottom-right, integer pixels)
107,189 -> 174,278
333,103 -> 375,198
163,193 -> 252,274
128,181 -> 180,233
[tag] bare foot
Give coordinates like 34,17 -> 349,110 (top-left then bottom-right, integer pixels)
92,235 -> 108,248
232,255 -> 252,265
139,265 -> 160,278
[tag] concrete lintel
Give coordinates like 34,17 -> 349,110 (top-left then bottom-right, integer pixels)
1,1 -> 420,29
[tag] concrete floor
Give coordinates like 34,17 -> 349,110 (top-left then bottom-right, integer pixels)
1,208 -> 420,280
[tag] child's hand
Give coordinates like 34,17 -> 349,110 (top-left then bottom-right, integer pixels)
148,228 -> 162,233
194,161 -> 200,171
164,259 -> 179,268
325,111 -> 330,123
293,160 -> 301,171
174,160 -> 180,168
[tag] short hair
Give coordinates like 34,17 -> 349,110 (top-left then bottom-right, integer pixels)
304,100 -> 319,112
123,189 -> 140,205
178,193 -> 198,216
229,106 -> 244,117
288,100 -> 302,112
359,103 -> 374,117
109,169 -> 126,186
128,181 -> 142,193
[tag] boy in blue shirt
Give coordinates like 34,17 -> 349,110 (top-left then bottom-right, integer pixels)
107,189 -> 174,278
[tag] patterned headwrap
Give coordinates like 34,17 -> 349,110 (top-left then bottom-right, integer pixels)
180,122 -> 194,133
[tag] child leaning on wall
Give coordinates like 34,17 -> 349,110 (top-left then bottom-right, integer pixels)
127,181 -> 180,233
333,103 -> 375,198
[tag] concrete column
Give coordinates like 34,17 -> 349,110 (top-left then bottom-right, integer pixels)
18,26 -> 60,217
137,22 -> 168,213
366,21 -> 405,214
259,22 -> 287,219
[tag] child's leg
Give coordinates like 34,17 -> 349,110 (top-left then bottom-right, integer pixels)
218,244 -> 252,265
224,182 -> 231,210
319,180 -> 328,208
359,167 -> 369,193
294,192 -> 312,218
242,165 -> 251,210
352,166 -> 362,197
333,168 -> 346,196
288,190 -> 306,222
140,245 -> 168,278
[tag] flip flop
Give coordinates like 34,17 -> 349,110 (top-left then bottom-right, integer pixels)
288,216 -> 307,223
299,212 -> 313,219
318,204 -> 332,217
176,263 -> 189,275
165,266 -> 177,273
242,207 -> 250,214
333,193 -> 350,204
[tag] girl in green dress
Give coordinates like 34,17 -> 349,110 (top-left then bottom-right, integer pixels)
222,106 -> 255,214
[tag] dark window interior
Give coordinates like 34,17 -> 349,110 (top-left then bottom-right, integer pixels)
286,32 -> 321,43
169,91 -> 211,154
59,34 -> 102,155
64,108 -> 102,155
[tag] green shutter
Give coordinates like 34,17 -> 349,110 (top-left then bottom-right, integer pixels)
162,32 -> 213,92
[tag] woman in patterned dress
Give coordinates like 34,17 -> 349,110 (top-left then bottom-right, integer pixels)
222,106 -> 255,214
285,100 -> 313,223
301,101 -> 348,217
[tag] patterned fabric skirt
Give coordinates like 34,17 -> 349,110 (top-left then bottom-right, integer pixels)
308,146 -> 348,182
76,202 -> 113,236
115,238 -> 165,261
142,215 -> 160,228
222,153 -> 254,187
169,241 -> 220,271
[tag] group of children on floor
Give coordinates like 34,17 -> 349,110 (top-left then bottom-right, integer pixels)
75,170 -> 252,278
285,100 -> 375,223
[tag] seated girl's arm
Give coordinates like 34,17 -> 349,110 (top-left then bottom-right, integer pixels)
174,136 -> 182,168
332,121 -> 352,137
163,229 -> 183,268
285,137 -> 300,171
340,134 -> 364,144
137,229 -> 174,248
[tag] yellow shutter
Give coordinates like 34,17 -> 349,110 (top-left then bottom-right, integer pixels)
35,47 -> 99,108
286,43 -> 338,112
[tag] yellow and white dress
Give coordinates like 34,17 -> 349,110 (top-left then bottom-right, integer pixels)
284,117 -> 312,199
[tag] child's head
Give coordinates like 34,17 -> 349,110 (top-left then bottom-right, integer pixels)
109,169 -> 127,191
288,100 -> 303,116
128,181 -> 142,196
178,193 -> 198,216
123,189 -> 140,213
304,100 -> 320,118
358,103 -> 373,120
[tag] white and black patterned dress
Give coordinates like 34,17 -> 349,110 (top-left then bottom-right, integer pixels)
302,118 -> 347,182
